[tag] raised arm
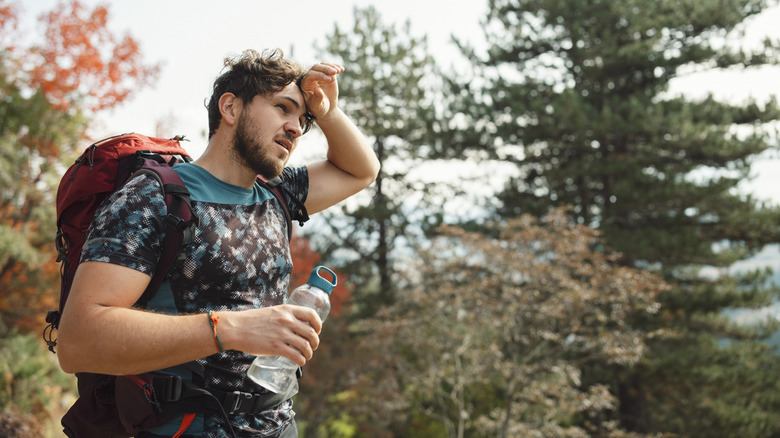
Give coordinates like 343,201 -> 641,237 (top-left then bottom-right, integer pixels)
300,63 -> 380,214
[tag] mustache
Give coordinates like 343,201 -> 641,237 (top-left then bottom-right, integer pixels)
276,133 -> 294,143
274,133 -> 295,150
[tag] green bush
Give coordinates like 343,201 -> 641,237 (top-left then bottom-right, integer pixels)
0,330 -> 76,437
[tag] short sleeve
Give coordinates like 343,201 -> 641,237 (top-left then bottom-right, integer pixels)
279,166 -> 309,224
80,174 -> 167,276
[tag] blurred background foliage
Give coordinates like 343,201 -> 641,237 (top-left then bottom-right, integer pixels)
2,0 -> 780,437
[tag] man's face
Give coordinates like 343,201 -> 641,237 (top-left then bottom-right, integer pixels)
231,83 -> 307,179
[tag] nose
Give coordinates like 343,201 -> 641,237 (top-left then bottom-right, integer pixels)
285,119 -> 303,139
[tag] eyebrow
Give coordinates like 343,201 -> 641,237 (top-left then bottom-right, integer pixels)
279,95 -> 302,110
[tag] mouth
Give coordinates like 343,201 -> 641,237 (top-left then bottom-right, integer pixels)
274,138 -> 292,154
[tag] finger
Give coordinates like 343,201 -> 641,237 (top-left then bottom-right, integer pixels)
301,73 -> 333,92
310,62 -> 343,74
289,305 -> 323,334
281,341 -> 310,366
298,324 -> 320,351
318,62 -> 344,74
286,326 -> 319,361
313,71 -> 335,82
307,65 -> 342,82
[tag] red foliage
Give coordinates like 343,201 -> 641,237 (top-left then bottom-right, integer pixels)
28,0 -> 159,112
289,231 -> 352,317
0,251 -> 61,333
0,0 -> 159,336
0,0 -> 17,44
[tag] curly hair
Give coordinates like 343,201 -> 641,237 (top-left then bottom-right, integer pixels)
206,49 -> 313,139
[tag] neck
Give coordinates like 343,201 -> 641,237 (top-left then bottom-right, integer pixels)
193,133 -> 257,189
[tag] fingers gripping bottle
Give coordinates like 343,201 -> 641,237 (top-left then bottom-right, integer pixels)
248,266 -> 336,396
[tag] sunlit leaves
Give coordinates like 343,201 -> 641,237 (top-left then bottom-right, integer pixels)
29,0 -> 159,112
353,208 -> 666,437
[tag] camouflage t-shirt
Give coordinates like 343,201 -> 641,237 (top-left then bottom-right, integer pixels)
80,162 -> 309,437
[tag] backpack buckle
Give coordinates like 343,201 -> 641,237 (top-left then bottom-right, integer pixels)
153,375 -> 183,403
135,149 -> 167,164
166,213 -> 189,231
225,391 -> 255,415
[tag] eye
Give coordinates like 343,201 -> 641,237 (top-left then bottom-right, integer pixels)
299,113 -> 313,134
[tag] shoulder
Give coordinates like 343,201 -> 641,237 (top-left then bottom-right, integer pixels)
104,173 -> 165,210
279,166 -> 309,201
123,171 -> 165,195
91,173 -> 166,230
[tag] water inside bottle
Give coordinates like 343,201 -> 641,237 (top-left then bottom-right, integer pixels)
248,357 -> 298,393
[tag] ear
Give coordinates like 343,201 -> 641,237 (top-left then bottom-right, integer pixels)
218,92 -> 241,127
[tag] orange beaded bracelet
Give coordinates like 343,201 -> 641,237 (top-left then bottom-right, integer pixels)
208,310 -> 224,353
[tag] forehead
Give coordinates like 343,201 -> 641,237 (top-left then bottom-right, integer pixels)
267,82 -> 305,109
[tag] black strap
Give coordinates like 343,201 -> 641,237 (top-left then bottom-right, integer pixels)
213,387 -> 289,415
129,166 -> 198,309
257,176 -> 308,240
153,361 -> 295,415
151,374 -> 286,432
274,179 -> 310,226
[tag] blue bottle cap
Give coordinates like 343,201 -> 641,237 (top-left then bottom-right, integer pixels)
307,266 -> 337,295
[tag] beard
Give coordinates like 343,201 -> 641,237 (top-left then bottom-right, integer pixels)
231,110 -> 287,179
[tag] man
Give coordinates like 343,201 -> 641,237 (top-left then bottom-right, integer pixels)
56,49 -> 380,437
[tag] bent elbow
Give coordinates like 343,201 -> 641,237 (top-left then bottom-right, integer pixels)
58,360 -> 78,375
56,344 -> 80,374
361,160 -> 381,188
369,161 -> 381,184
56,326 -> 87,374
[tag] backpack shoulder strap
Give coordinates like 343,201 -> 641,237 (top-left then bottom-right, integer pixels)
130,158 -> 198,308
257,176 -> 308,241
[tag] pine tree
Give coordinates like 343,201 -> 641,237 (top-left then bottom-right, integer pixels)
314,6 -> 442,314
448,0 -> 780,435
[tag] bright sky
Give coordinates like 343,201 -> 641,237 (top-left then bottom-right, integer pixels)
23,0 -> 485,150
21,0 -> 780,207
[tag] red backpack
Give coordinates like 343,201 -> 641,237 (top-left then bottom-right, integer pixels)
44,133 -> 303,438
46,133 -> 197,343
44,133 -> 203,437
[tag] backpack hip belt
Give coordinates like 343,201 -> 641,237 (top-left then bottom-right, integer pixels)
150,373 -> 290,416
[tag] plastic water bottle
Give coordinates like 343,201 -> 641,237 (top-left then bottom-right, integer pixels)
248,266 -> 337,395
